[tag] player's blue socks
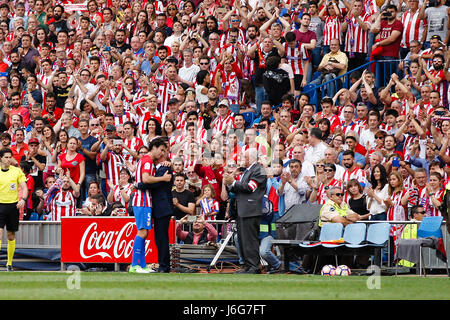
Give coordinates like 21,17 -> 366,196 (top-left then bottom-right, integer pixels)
132,235 -> 146,267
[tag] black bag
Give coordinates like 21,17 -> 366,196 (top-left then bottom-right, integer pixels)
127,193 -> 135,216
229,197 -> 237,220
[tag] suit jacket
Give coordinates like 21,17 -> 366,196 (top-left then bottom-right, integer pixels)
148,165 -> 174,219
228,163 -> 267,218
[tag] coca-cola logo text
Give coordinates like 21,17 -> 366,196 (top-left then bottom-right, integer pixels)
79,222 -> 152,260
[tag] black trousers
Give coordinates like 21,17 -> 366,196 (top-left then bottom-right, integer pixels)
153,215 -> 171,272
347,52 -> 368,73
236,215 -> 261,271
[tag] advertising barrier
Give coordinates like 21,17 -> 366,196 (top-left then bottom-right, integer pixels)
61,217 -> 175,264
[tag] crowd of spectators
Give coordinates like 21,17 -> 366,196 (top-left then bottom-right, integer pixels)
0,0 -> 448,250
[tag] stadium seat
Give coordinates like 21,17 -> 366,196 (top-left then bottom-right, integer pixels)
339,223 -> 367,248
417,216 -> 444,239
29,212 -> 40,221
312,71 -> 321,81
302,84 -> 317,105
396,217 -> 448,276
299,222 -> 343,248
364,222 -> 390,247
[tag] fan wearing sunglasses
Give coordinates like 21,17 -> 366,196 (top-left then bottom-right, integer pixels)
318,186 -> 361,227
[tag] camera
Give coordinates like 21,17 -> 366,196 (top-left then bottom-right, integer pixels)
381,11 -> 392,19
187,215 -> 197,223
256,124 -> 266,129
435,111 -> 445,116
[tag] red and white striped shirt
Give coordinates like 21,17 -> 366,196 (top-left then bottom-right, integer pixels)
387,189 -> 407,248
213,62 -> 244,105
158,80 -> 179,114
427,188 -> 445,217
317,179 -> 343,205
427,69 -> 448,105
114,112 -> 137,127
316,112 -> 341,131
199,197 -> 220,221
323,15 -> 343,46
284,41 -> 308,75
338,121 -> 363,136
105,151 -> 126,187
211,112 -> 235,136
49,190 -> 76,221
123,136 -> 144,164
401,9 -> 425,49
344,13 -> 371,53
342,166 -> 366,187
132,155 -> 154,207
112,183 -> 133,209
364,0 -> 378,15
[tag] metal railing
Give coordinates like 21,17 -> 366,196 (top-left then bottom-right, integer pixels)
303,59 -> 406,108
2,219 -> 448,271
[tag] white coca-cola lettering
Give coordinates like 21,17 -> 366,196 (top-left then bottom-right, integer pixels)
113,222 -> 135,258
80,222 -> 152,261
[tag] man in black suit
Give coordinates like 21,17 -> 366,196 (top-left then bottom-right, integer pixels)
138,138 -> 174,273
224,148 -> 267,274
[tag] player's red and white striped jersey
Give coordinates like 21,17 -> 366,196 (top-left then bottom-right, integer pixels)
132,154 -> 154,207
401,9 -> 425,49
342,166 -> 366,187
105,151 -> 126,187
49,190 -> 76,221
323,15 -> 342,46
317,179 -> 343,205
158,80 -> 179,114
343,13 -> 371,53
284,41 -> 308,75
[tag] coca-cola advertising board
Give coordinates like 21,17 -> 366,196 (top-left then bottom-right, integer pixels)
61,217 -> 175,263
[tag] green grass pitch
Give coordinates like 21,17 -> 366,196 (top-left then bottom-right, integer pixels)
0,272 -> 448,300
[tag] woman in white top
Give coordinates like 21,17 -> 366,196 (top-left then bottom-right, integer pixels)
195,70 -> 210,108
365,164 -> 389,221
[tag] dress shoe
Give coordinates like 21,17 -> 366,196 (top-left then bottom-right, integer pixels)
267,264 -> 282,274
234,268 -> 249,274
245,268 -> 261,274
158,268 -> 170,273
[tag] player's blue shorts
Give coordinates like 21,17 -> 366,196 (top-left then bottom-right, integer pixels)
133,206 -> 153,230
